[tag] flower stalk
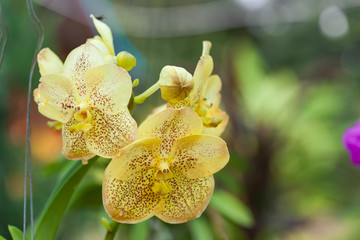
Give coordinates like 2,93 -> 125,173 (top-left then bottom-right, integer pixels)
134,82 -> 160,104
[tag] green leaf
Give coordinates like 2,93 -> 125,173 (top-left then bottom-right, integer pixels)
210,190 -> 254,227
188,217 -> 214,240
0,236 -> 6,240
8,225 -> 23,240
129,220 -> 150,240
70,184 -> 102,209
34,157 -> 99,240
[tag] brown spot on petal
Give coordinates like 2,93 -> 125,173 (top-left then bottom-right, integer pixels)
138,108 -> 202,158
85,108 -> 137,158
62,116 -> 95,161
63,43 -> 105,97
103,168 -> 165,223
156,168 -> 214,224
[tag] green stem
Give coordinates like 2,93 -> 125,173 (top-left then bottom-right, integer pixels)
104,222 -> 119,240
128,93 -> 135,115
134,82 -> 160,104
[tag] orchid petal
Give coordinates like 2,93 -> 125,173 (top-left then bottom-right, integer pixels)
156,168 -> 214,224
138,108 -> 202,158
62,116 -> 95,160
204,74 -> 222,108
106,138 -> 162,181
34,74 -> 77,123
85,64 -> 132,115
103,168 -> 165,223
37,48 -> 64,76
170,135 -> 229,179
63,43 -> 105,97
190,55 -> 213,105
90,15 -> 115,55
86,37 -> 111,57
85,108 -> 137,158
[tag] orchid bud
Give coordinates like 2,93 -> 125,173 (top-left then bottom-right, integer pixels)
116,51 -> 136,71
159,66 -> 194,104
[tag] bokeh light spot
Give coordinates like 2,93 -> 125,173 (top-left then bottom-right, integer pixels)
319,5 -> 348,39
235,0 -> 270,10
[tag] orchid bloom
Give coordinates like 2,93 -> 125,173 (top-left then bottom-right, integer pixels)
103,108 -> 229,223
34,43 -> 137,162
87,15 -> 136,71
159,41 -> 228,136
343,120 -> 360,166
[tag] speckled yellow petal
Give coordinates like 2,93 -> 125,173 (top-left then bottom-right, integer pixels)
37,48 -> 64,76
202,107 -> 229,136
169,135 -> 229,179
63,43 -> 105,97
137,108 -> 203,158
189,55 -> 213,106
90,14 -> 115,55
204,74 -> 222,108
103,168 -> 165,223
62,116 -> 95,160
34,74 -> 77,123
106,138 -> 162,181
85,64 -> 132,115
156,168 -> 214,224
85,108 -> 137,158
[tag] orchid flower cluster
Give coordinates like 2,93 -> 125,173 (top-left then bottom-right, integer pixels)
34,15 -> 229,224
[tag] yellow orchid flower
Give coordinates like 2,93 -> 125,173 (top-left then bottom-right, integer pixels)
87,15 -> 136,71
159,41 -> 228,136
103,108 -> 229,223
34,43 -> 137,162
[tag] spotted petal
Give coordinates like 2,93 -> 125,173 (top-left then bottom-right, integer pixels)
138,108 -> 203,158
85,108 -> 137,158
63,43 -> 105,97
103,168 -> 165,223
37,48 -> 64,76
85,64 -> 132,115
106,138 -> 162,181
156,168 -> 214,224
169,135 -> 229,179
189,55 -> 213,106
34,74 -> 78,123
62,116 -> 95,160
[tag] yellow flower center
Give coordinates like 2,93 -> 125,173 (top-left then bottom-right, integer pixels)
70,101 -> 93,133
194,98 -> 222,128
151,181 -> 172,196
151,161 -> 173,195
158,161 -> 170,174
194,98 -> 212,116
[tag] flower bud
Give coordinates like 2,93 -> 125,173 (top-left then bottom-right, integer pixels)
159,66 -> 194,104
116,51 -> 136,71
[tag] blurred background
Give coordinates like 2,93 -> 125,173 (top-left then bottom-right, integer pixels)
1,0 -> 360,239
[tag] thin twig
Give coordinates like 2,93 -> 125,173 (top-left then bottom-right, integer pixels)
24,0 -> 44,239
